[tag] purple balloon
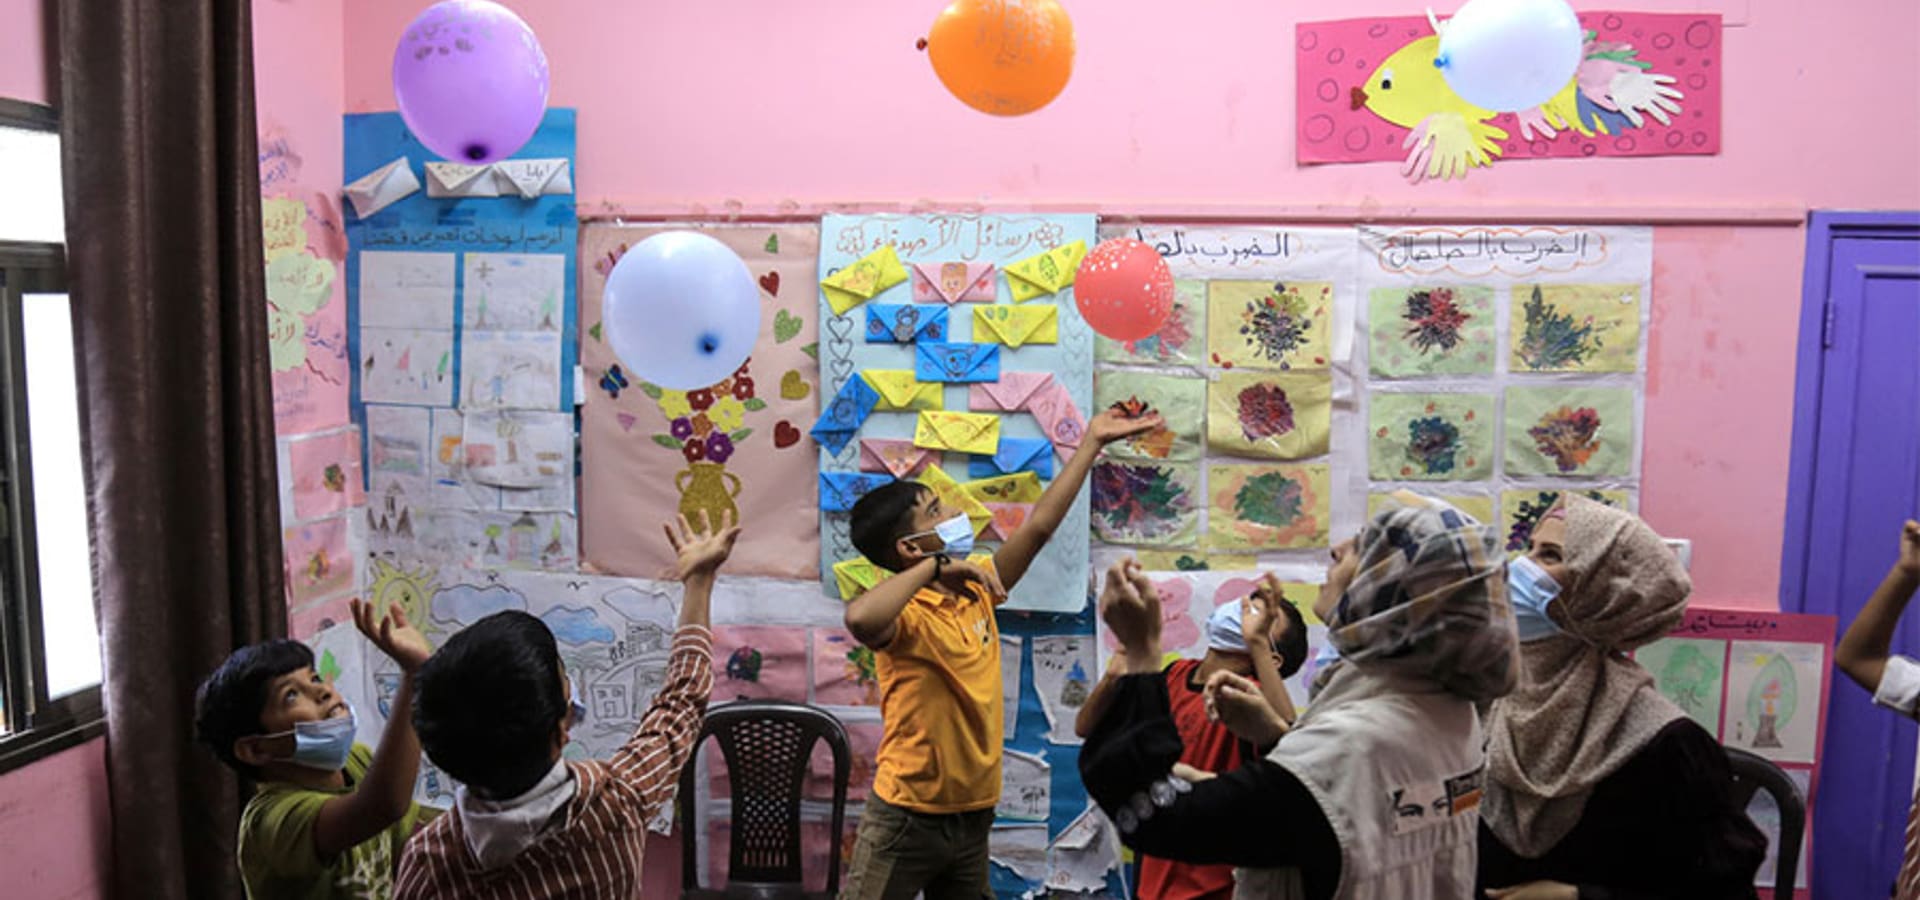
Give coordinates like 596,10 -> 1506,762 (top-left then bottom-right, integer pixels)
392,1 -> 549,164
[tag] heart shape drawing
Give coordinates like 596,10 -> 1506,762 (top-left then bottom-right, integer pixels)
780,370 -> 810,401
759,271 -> 781,297
773,310 -> 803,344
773,420 -> 802,448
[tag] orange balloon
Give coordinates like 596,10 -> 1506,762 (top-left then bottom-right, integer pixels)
926,0 -> 1075,116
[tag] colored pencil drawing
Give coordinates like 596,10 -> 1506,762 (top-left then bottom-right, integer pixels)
1725,640 -> 1824,765
1633,638 -> 1726,735
1505,386 -> 1635,477
1095,371 -> 1204,461
1511,284 -> 1641,373
1501,489 -> 1633,553
1207,281 -> 1332,370
812,629 -> 881,707
1208,464 -> 1330,550
1097,279 -> 1205,366
1206,372 -> 1332,461
1091,461 -> 1199,548
709,625 -> 809,703
1367,392 -> 1495,481
1367,286 -> 1495,378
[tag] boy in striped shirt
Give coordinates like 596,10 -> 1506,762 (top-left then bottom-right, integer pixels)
394,511 -> 739,899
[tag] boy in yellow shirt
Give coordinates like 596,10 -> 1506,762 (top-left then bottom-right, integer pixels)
840,407 -> 1157,900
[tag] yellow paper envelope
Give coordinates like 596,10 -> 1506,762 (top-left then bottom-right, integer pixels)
962,471 -> 1044,504
861,370 -> 945,411
833,557 -> 885,600
915,465 -> 993,535
1005,240 -> 1088,302
973,304 -> 1059,348
913,411 -> 1002,455
822,245 -> 909,316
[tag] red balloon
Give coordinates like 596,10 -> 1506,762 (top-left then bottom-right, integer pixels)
1074,239 -> 1174,342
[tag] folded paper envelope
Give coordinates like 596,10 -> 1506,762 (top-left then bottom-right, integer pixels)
981,502 -> 1034,541
968,437 -> 1056,479
860,370 -> 944,411
822,245 -> 908,316
424,161 -> 499,198
859,439 -> 941,479
972,304 -> 1058,348
962,472 -> 1044,505
1026,380 -> 1087,457
914,411 -> 1001,455
819,471 -> 896,513
911,262 -> 996,304
809,377 -> 882,456
344,157 -> 420,218
833,557 -> 885,600
864,303 -> 949,344
1005,240 -> 1088,302
915,466 -> 993,536
968,372 -> 1055,413
490,159 -> 573,198
915,342 -> 1001,384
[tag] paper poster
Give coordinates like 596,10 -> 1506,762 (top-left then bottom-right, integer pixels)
428,407 -> 503,511
989,823 -> 1051,883
580,223 -> 821,581
1031,635 -> 1095,745
1206,280 -> 1333,370
1001,635 -> 1023,735
284,515 -> 355,605
1095,279 -> 1206,367
1096,573 -> 1204,658
463,253 -> 566,332
461,331 -> 563,411
1367,285 -> 1496,378
711,625 -> 810,703
358,251 -> 456,330
812,629 -> 881,707
1295,13 -> 1722,173
1510,284 -> 1642,374
1208,464 -> 1331,550
1504,386 -> 1635,478
1206,371 -> 1333,460
1500,488 -> 1632,553
287,593 -> 358,642
1091,461 -> 1201,548
365,404 -> 431,486
997,748 -> 1052,821
262,193 -> 351,437
1725,640 -> 1824,765
1047,805 -> 1121,894
818,214 -> 1097,613
1367,392 -> 1495,481
359,326 -> 455,406
461,409 -> 575,511
286,427 -> 366,520
804,718 -> 883,802
1633,637 -> 1727,735
1368,491 -> 1495,528
1094,371 -> 1204,462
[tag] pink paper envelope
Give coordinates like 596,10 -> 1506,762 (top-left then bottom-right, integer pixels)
858,438 -> 940,479
968,372 -> 1054,413
1026,380 -> 1087,457
911,262 -> 996,304
982,502 -> 1034,541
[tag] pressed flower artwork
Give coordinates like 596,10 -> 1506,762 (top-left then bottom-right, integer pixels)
1095,371 -> 1205,462
1206,280 -> 1332,371
1367,392 -> 1495,481
1206,371 -> 1331,460
1367,285 -> 1495,378
1096,279 -> 1206,367
1505,386 -> 1635,477
1090,461 -> 1200,547
1208,464 -> 1330,550
1510,284 -> 1641,373
1501,489 -> 1633,553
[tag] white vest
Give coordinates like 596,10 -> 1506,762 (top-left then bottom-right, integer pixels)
1234,666 -> 1485,900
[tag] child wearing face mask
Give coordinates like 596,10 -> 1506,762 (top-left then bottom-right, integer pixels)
838,408 -> 1160,900
193,599 -> 437,900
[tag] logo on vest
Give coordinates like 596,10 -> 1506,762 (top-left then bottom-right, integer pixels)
1387,766 -> 1483,836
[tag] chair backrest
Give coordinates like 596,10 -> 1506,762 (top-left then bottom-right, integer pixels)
1725,746 -> 1806,900
680,700 -> 851,897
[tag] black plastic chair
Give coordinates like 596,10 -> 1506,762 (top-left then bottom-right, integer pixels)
680,700 -> 851,900
1726,747 -> 1806,900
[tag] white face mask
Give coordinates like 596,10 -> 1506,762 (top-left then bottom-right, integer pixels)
1507,555 -> 1565,642
904,512 -> 976,559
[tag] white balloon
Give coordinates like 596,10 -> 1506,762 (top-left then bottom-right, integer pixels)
1437,0 -> 1583,113
602,232 -> 761,391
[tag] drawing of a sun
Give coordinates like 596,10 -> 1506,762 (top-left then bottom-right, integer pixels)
366,558 -> 438,634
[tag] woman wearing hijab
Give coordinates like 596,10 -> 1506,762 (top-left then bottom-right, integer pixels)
1479,496 -> 1765,900
1080,493 -> 1519,900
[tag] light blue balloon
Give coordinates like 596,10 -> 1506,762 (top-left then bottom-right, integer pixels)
1436,0 -> 1583,113
602,232 -> 761,391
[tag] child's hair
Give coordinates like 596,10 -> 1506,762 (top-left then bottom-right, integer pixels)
412,610 -> 566,799
194,639 -> 317,777
1274,600 -> 1309,679
850,481 -> 931,572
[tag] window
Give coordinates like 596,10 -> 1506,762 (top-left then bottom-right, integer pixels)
0,98 -> 102,772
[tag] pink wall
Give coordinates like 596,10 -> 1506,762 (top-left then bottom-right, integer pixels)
0,740 -> 113,900
0,0 -> 48,105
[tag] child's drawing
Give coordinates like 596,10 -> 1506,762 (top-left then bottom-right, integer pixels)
1095,371 -> 1204,462
1031,635 -> 1095,745
359,326 -> 455,406
1725,640 -> 1824,764
1633,637 -> 1726,735
1207,281 -> 1332,370
284,516 -> 355,606
710,625 -> 809,703
812,629 -> 881,707
1504,386 -> 1635,478
1208,464 -> 1330,551
1511,284 -> 1640,373
1368,286 -> 1495,378
1501,489 -> 1632,553
463,253 -> 566,333
461,331 -> 563,410
1206,372 -> 1332,461
1091,462 -> 1199,548
1367,392 -> 1494,481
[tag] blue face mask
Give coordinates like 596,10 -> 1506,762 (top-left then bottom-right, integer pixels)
280,704 -> 357,771
908,512 -> 976,559
1313,641 -> 1341,669
1507,555 -> 1564,642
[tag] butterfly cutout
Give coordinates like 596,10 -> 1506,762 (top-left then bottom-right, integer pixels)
599,364 -> 630,398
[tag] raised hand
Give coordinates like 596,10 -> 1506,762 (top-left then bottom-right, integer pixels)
663,509 -> 742,582
1898,520 -> 1920,576
1085,408 -> 1164,448
1243,575 -> 1280,650
939,557 -> 1007,603
353,598 -> 432,675
1202,669 -> 1287,746
1098,559 -> 1162,654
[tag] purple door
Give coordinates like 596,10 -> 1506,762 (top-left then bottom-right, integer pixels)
1782,211 -> 1920,898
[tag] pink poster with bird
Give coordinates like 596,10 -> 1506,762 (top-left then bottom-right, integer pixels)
1296,13 -> 1721,182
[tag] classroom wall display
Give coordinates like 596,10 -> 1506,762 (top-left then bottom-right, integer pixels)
1631,609 -> 1836,898
1295,13 -> 1723,182
579,223 -> 822,580
815,213 -> 1097,613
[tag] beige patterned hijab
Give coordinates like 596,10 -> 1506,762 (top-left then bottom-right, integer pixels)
1483,495 -> 1692,857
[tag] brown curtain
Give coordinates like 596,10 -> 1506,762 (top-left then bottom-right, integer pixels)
59,2 -> 287,897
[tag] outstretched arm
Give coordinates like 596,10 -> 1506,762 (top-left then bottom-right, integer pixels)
310,600 -> 431,860
995,410 -> 1160,591
1838,521 -> 1920,694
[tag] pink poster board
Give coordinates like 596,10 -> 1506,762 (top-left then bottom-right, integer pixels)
710,625 -> 810,703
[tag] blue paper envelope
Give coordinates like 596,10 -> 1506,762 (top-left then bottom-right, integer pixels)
967,437 -> 1057,480
809,377 -> 881,456
819,471 -> 896,513
915,342 -> 1001,384
864,303 -> 949,344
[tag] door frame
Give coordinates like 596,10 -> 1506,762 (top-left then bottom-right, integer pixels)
1779,210 -> 1920,610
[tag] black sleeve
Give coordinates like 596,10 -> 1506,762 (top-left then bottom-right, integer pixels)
1078,672 -> 1339,869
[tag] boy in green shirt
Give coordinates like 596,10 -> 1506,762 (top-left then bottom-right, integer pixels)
194,599 -> 439,899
